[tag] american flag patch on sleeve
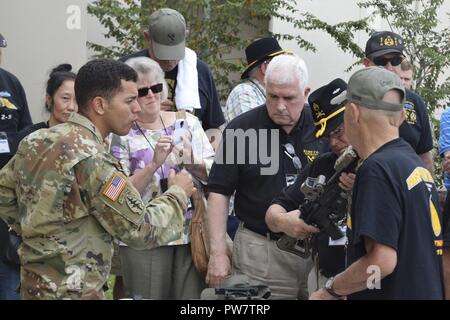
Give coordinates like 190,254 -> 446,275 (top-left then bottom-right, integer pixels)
103,173 -> 127,201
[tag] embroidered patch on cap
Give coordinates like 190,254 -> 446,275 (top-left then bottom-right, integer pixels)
103,173 -> 127,201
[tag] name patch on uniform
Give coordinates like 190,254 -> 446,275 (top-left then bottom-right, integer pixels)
103,173 -> 126,202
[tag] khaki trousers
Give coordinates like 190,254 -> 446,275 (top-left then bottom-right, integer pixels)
232,223 -> 313,300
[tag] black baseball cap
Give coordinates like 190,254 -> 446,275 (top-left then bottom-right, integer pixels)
365,31 -> 404,59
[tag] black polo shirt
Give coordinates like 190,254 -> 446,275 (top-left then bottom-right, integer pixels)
399,89 -> 433,155
120,49 -> 225,130
208,104 -> 324,236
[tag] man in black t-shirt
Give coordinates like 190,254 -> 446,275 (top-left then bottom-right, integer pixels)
311,67 -> 444,300
206,55 -> 323,299
362,31 -> 433,173
120,8 -> 225,146
268,78 -> 354,295
0,33 -> 32,300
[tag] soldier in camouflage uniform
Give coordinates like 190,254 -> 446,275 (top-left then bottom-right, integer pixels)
0,59 -> 195,299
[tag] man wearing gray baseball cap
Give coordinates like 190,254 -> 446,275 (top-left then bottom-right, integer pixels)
310,67 -> 445,300
146,8 -> 186,61
120,8 -> 225,137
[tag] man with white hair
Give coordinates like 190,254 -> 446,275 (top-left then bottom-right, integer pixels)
206,54 -> 323,299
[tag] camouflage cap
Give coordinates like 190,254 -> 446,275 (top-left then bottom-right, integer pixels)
346,66 -> 405,111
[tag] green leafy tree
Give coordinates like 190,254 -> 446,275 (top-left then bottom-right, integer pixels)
88,0 -> 449,183
87,0 -> 368,100
356,0 -> 450,185
358,0 -> 450,113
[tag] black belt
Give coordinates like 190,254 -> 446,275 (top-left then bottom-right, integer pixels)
242,223 -> 282,241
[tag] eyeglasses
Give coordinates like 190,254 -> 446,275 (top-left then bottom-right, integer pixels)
137,83 -> 163,97
372,55 -> 404,67
283,143 -> 302,171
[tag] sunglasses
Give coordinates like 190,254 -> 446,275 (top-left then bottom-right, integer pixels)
283,143 -> 302,171
372,55 -> 404,67
137,83 -> 163,97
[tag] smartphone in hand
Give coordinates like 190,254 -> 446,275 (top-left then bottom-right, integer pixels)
173,119 -> 188,145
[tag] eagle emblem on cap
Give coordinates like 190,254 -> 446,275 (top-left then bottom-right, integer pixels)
384,36 -> 395,46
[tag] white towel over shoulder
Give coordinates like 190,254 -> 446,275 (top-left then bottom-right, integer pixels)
175,47 -> 201,111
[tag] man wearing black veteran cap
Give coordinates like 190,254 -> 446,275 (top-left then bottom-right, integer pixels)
310,67 -> 445,300
224,37 -> 291,122
267,78 -> 355,295
363,31 -> 434,173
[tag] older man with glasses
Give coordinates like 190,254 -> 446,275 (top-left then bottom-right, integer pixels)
206,54 -> 324,299
362,31 -> 434,174
267,78 -> 355,297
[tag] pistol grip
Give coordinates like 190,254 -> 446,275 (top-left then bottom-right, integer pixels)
276,235 -> 311,258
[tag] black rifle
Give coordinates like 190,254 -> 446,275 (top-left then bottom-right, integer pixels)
276,146 -> 359,258
215,287 -> 259,299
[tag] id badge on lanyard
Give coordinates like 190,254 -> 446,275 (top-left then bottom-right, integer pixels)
0,132 -> 10,154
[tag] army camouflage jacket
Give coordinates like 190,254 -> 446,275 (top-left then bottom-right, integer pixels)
0,113 -> 187,299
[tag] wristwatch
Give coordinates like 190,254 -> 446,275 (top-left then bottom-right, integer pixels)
324,277 -> 344,299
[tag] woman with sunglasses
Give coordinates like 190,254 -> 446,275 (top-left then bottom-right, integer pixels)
109,57 -> 215,300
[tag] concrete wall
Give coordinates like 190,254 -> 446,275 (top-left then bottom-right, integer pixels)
0,0 -> 88,122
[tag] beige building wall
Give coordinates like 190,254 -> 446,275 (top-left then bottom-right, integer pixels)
0,0 -> 88,123
271,0 -> 450,95
1,0 -> 449,122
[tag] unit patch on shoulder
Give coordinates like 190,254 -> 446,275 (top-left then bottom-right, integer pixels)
102,173 -> 127,202
126,195 -> 144,214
